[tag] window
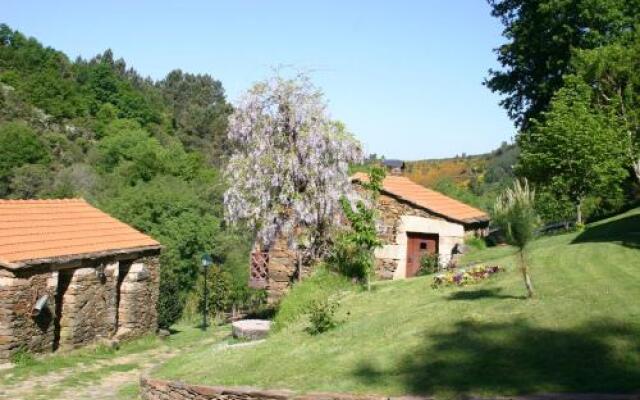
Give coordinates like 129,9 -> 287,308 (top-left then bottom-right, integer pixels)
420,242 -> 427,250
250,251 -> 269,289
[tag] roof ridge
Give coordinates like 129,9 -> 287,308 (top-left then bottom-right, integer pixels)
0,198 -> 86,204
350,173 -> 489,224
0,199 -> 161,267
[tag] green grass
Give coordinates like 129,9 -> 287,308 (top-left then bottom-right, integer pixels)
154,208 -> 640,398
117,382 -> 140,399
273,266 -> 354,331
0,323 -> 228,386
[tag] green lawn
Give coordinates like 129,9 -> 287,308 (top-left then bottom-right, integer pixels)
154,208 -> 640,398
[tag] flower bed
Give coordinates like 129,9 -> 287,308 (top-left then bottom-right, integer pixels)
431,264 -> 503,288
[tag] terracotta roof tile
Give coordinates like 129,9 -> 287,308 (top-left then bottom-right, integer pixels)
0,199 -> 161,268
352,172 -> 489,224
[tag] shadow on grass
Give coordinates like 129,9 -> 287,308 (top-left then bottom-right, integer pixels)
572,214 -> 640,249
353,319 -> 640,396
446,288 -> 526,301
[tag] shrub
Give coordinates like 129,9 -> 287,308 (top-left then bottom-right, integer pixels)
417,253 -> 439,276
464,236 -> 487,251
157,276 -> 184,329
330,231 -> 375,280
332,166 -> 385,290
306,297 -> 339,335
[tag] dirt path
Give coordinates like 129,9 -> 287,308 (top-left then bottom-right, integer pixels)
0,333 -> 234,400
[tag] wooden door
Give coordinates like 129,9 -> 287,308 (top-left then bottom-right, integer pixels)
405,232 -> 439,278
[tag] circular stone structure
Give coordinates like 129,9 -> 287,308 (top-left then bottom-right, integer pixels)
231,319 -> 271,340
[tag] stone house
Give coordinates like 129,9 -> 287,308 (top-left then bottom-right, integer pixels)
249,174 -> 489,301
351,173 -> 489,279
0,199 -> 161,362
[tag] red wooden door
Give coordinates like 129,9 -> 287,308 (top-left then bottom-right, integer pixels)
405,232 -> 439,278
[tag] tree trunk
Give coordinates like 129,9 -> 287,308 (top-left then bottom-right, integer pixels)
576,198 -> 583,226
297,251 -> 303,282
519,249 -> 534,298
633,159 -> 640,183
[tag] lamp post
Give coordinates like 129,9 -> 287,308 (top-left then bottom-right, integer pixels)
201,253 -> 213,330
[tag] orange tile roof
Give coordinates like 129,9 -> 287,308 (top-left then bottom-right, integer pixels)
0,199 -> 161,269
352,172 -> 489,225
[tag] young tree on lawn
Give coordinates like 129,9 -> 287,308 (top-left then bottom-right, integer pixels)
224,74 -> 363,274
493,179 -> 538,298
516,77 -> 630,225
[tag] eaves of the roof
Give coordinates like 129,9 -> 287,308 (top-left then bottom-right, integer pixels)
0,199 -> 162,269
351,172 -> 490,226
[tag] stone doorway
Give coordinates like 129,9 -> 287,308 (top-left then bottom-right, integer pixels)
115,261 -> 131,333
53,269 -> 73,351
405,232 -> 439,278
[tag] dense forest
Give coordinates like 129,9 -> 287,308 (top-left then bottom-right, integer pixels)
486,0 -> 640,225
0,24 -> 259,327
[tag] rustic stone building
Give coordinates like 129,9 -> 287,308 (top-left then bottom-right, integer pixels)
0,199 -> 161,362
352,173 -> 489,279
249,174 -> 489,301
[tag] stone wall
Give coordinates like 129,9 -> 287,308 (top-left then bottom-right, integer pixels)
139,377 -> 428,400
58,262 -> 118,349
0,265 -> 57,360
116,256 -> 160,339
263,237 -> 313,304
0,252 -> 160,362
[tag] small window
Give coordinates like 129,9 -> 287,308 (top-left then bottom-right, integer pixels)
420,242 -> 427,250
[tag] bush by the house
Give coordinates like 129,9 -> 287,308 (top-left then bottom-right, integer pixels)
157,277 -> 185,329
431,264 -> 503,288
417,253 -> 440,276
306,297 -> 339,335
465,236 -> 487,251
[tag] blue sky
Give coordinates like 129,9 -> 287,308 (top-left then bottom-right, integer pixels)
4,1 -> 515,160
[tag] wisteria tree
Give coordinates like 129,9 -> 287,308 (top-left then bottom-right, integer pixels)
224,74 -> 363,268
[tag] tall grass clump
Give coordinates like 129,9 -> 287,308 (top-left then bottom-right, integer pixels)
273,266 -> 353,331
493,179 -> 539,298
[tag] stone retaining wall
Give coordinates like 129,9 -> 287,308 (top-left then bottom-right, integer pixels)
140,377 -> 429,400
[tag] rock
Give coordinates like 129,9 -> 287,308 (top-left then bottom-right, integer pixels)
98,337 -> 120,350
158,328 -> 171,339
232,319 -> 271,340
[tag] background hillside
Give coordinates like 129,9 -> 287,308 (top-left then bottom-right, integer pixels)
0,24 -> 256,327
404,142 -> 518,211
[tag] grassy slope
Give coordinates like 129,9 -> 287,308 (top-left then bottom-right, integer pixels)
155,209 -> 640,398
0,324 -> 228,386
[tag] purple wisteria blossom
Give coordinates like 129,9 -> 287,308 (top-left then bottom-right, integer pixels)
224,74 -> 363,258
